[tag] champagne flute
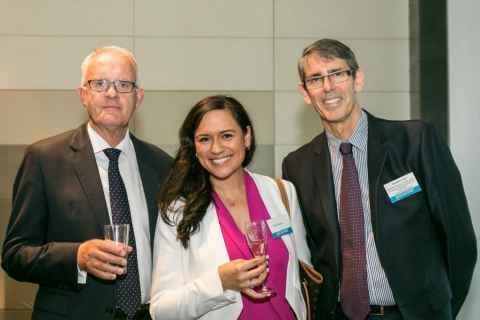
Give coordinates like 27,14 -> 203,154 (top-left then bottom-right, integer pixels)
244,220 -> 275,296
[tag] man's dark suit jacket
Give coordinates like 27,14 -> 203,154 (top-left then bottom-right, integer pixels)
282,112 -> 477,319
2,124 -> 172,320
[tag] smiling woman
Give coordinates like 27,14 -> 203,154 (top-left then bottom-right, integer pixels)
157,95 -> 257,249
194,109 -> 251,183
150,95 -> 313,320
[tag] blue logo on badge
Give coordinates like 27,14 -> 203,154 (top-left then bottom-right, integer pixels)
272,227 -> 293,238
390,185 -> 422,203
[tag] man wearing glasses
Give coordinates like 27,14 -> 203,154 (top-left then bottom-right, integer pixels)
2,46 -> 172,319
282,39 -> 476,319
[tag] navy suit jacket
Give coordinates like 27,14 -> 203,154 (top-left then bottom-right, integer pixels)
2,124 -> 172,320
282,112 -> 476,319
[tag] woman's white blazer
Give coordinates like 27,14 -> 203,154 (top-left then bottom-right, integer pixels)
150,172 -> 311,320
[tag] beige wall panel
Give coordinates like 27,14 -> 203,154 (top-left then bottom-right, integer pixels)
275,92 -> 322,145
135,91 -> 274,145
275,39 -> 409,92
247,145 -> 274,177
0,310 -> 31,319
135,0 -> 272,37
355,40 -> 409,92
274,145 -> 303,178
0,0 -> 133,36
135,38 -> 273,90
1,270 -> 37,310
0,146 -> 26,198
155,144 -> 178,158
0,37 -> 133,89
1,91 -> 87,145
275,0 -> 408,38
358,92 -> 410,120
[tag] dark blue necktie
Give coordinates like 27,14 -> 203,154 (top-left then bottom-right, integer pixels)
339,143 -> 370,320
104,148 -> 141,319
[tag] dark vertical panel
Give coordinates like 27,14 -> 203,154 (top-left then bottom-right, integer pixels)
409,1 -> 421,120
410,0 -> 449,142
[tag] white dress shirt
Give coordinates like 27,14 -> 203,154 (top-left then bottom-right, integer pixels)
79,123 -> 152,303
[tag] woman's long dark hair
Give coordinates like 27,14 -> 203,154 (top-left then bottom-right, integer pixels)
158,95 -> 256,248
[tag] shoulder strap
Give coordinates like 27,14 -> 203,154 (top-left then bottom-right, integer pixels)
275,179 -> 324,286
275,178 -> 290,216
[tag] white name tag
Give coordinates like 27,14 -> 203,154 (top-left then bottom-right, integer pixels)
267,216 -> 293,238
384,172 -> 422,203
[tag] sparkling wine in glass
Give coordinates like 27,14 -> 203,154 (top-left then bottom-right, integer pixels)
245,220 -> 275,296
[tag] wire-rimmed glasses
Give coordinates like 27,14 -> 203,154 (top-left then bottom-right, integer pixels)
86,79 -> 137,93
304,69 -> 353,90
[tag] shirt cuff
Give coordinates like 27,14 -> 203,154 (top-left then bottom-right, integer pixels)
77,265 -> 87,284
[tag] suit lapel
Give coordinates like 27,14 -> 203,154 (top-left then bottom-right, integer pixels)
131,135 -> 159,247
366,112 -> 388,230
70,125 -> 110,236
312,133 -> 340,270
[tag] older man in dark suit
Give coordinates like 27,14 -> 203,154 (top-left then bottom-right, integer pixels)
2,46 -> 172,319
282,39 -> 476,320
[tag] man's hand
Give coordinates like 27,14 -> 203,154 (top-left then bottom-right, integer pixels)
77,239 -> 132,280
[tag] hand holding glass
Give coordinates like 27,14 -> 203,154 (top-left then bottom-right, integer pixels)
104,224 -> 129,273
245,220 -> 275,296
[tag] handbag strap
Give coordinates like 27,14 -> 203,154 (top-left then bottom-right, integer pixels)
275,178 -> 324,285
275,178 -> 291,215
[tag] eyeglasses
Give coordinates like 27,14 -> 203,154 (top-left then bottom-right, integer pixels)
304,69 -> 354,89
86,79 -> 137,93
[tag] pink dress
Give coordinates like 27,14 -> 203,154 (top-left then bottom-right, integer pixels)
213,171 -> 296,320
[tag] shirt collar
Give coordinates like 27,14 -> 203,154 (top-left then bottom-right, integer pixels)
326,109 -> 368,152
87,123 -> 133,156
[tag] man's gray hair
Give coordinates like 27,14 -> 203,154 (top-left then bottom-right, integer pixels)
80,46 -> 138,86
298,39 -> 359,83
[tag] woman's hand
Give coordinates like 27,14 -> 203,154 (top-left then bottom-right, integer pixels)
218,256 -> 270,299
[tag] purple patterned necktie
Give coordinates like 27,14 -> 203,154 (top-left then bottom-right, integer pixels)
104,148 -> 141,319
339,143 -> 369,320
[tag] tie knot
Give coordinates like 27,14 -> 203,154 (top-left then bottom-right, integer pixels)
339,143 -> 353,155
104,148 -> 121,162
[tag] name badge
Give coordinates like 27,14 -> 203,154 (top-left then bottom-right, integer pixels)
267,216 -> 293,238
384,172 -> 422,203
